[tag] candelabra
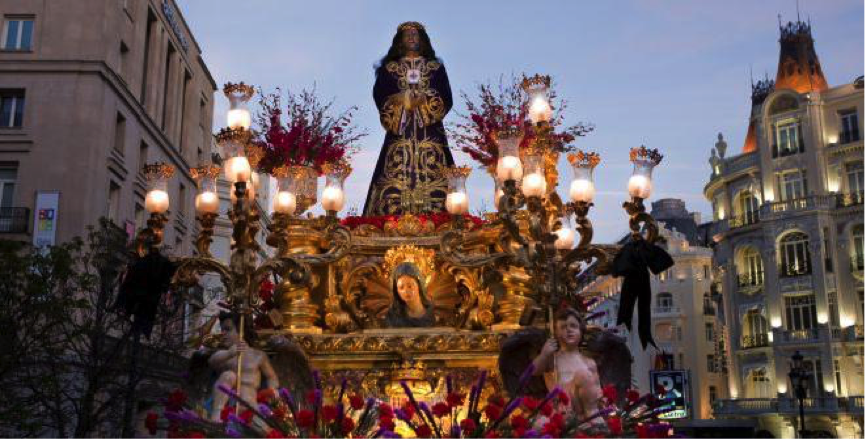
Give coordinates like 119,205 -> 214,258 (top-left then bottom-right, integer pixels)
439,74 -> 664,325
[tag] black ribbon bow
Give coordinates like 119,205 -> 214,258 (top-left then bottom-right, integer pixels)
611,239 -> 674,350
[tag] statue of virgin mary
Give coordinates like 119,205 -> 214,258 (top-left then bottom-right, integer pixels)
362,21 -> 455,216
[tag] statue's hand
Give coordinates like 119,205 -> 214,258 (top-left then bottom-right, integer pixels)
540,338 -> 559,357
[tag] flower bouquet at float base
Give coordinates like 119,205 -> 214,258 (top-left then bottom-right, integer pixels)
253,86 -> 366,175
146,367 -> 677,438
448,73 -> 595,170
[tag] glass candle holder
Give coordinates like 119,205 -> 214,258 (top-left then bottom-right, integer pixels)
273,166 -> 297,215
321,161 -> 351,213
554,215 -> 576,250
143,163 -> 175,214
522,74 -> 553,125
567,150 -> 600,203
224,82 -> 254,131
495,130 -> 523,184
521,149 -> 546,198
443,166 -> 471,215
191,165 -> 220,214
217,128 -> 251,183
627,146 -> 663,199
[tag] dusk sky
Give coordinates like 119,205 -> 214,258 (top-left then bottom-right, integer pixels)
181,0 -> 863,242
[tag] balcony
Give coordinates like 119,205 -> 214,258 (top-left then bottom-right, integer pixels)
737,274 -> 764,288
652,306 -> 681,316
728,213 -> 760,229
837,192 -> 864,208
775,328 -> 823,344
0,207 -> 29,233
741,333 -> 770,349
761,195 -> 836,218
778,263 -> 811,278
714,397 -> 863,417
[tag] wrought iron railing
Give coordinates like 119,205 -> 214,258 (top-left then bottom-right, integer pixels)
741,333 -> 770,349
0,207 -> 29,233
779,263 -> 811,278
737,274 -> 764,287
837,192 -> 864,208
728,213 -> 760,229
779,328 -> 821,343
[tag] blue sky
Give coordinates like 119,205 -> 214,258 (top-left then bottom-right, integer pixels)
181,0 -> 863,242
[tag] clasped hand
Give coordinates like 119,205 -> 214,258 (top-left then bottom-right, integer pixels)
403,90 -> 425,110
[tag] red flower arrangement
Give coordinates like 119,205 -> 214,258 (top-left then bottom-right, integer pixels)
340,212 -> 484,232
449,74 -> 595,168
254,87 -> 366,175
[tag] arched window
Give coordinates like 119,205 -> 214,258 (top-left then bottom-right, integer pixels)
736,191 -> 760,226
656,292 -> 673,310
779,232 -> 811,277
738,247 -> 764,286
852,224 -> 864,271
743,310 -> 769,348
745,368 -> 773,398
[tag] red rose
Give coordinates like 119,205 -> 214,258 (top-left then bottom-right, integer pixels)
402,403 -> 416,420
432,402 -> 450,418
145,412 -> 158,435
627,389 -> 641,404
513,427 -> 527,438
266,429 -> 286,438
446,392 -> 465,408
549,413 -> 564,428
522,397 -> 540,411
349,395 -> 364,410
239,409 -> 254,424
258,388 -> 276,404
484,431 -> 501,438
378,403 -> 394,418
459,418 -> 477,433
379,417 -> 395,431
541,421 -> 561,437
187,432 -> 205,439
321,405 -> 338,422
557,391 -> 570,407
602,384 -> 618,403
341,417 -> 355,434
607,416 -> 623,435
220,405 -> 235,422
416,424 -> 433,438
510,414 -> 529,430
488,394 -> 505,408
540,401 -> 553,417
484,404 -> 501,421
166,389 -> 187,412
296,409 -> 315,429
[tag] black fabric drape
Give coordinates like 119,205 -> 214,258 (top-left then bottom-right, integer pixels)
115,252 -> 177,337
612,240 -> 674,349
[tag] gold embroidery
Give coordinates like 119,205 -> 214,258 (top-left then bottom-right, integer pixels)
379,93 -> 404,134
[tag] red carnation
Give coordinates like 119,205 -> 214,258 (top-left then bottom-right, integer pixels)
272,406 -> 287,420
540,401 -> 553,417
549,412 -> 564,427
187,432 -> 205,439
557,391 -> 570,407
446,391 -> 466,409
378,403 -> 394,418
379,417 -> 395,431
602,384 -> 618,403
432,402 -> 450,418
305,389 -> 318,405
258,388 -> 276,404
220,405 -> 235,422
145,412 -> 158,435
540,421 -> 561,437
401,403 -> 415,420
165,388 -> 187,412
510,414 -> 529,430
266,429 -> 286,438
459,418 -> 477,433
296,409 -> 315,429
607,416 -> 623,435
627,389 -> 641,404
416,424 -> 433,438
349,395 -> 364,410
341,417 -> 355,434
239,409 -> 254,424
636,423 -> 649,438
522,397 -> 540,411
322,405 -> 338,422
484,404 -> 502,421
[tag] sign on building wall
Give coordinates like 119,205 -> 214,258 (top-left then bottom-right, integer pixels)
650,370 -> 691,419
33,191 -> 59,248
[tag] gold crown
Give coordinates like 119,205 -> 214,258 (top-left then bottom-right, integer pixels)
321,159 -> 352,178
190,164 -> 221,181
398,21 -> 425,32
142,162 -> 175,181
382,245 -> 435,285
521,73 -> 552,93
223,82 -> 255,102
567,150 -> 601,169
440,165 -> 472,180
629,145 -> 663,166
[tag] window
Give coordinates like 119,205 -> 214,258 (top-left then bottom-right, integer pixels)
656,292 -> 673,310
0,165 -> 17,208
840,110 -> 860,144
705,323 -> 715,342
834,359 -> 843,396
737,191 -> 760,225
778,170 -> 808,201
853,225 -> 864,271
161,43 -> 176,129
659,270 -> 667,282
779,232 -> 811,276
140,10 -> 156,102
712,194 -> 724,220
798,359 -> 824,397
745,310 -> 769,344
707,354 -> 717,373
740,247 -> 764,286
773,120 -> 804,157
703,265 -> 710,280
114,113 -> 126,154
0,90 -> 25,128
847,162 -> 864,195
138,141 -> 149,173
785,294 -> 817,331
108,181 -> 121,223
709,386 -> 717,405
747,368 -> 772,398
829,291 -> 840,328
2,17 -> 33,51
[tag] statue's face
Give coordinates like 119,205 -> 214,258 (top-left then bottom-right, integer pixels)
401,28 -> 420,54
556,315 -> 582,347
396,275 -> 422,307
222,319 -> 239,345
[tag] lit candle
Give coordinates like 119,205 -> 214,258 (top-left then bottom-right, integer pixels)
223,156 -> 251,183
627,174 -> 652,199
496,155 -> 523,182
226,108 -> 251,130
569,178 -> 595,203
274,191 -> 297,215
528,95 -> 552,125
445,192 -> 469,215
145,189 -> 170,214
321,186 -> 345,212
554,227 -> 575,249
521,172 -> 546,198
195,191 -> 219,214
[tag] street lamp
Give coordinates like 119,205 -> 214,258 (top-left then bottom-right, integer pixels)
788,350 -> 809,438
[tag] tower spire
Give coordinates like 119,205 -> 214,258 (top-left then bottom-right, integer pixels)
774,16 -> 828,93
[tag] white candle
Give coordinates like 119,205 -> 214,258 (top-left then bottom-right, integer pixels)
195,191 -> 219,214
569,178 -> 595,203
321,186 -> 345,212
445,192 -> 469,215
528,96 -> 552,125
226,108 -> 251,130
223,156 -> 251,183
521,172 -> 546,198
554,227 -> 575,249
274,191 -> 297,215
145,189 -> 170,214
627,174 -> 652,199
496,156 -> 523,182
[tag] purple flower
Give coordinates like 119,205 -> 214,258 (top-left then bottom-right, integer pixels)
226,413 -> 244,425
313,370 -> 322,390
258,404 -> 272,417
525,430 -> 539,438
518,364 -> 535,389
395,409 -> 411,422
225,426 -> 241,438
450,425 -> 461,438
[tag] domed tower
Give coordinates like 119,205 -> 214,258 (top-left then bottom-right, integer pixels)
742,77 -> 775,153
774,19 -> 829,93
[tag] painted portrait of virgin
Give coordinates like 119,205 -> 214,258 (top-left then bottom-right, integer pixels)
384,262 -> 436,328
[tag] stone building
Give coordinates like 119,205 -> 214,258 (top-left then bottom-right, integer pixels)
0,0 -> 217,252
588,199 -> 729,422
703,19 -> 863,438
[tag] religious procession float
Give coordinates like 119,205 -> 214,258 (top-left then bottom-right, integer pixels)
129,21 -> 678,438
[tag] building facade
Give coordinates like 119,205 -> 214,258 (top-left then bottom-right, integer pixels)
704,20 -> 863,438
589,199 -> 729,422
0,0 -> 216,252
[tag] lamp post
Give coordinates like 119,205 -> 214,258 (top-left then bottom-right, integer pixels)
788,350 -> 809,438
